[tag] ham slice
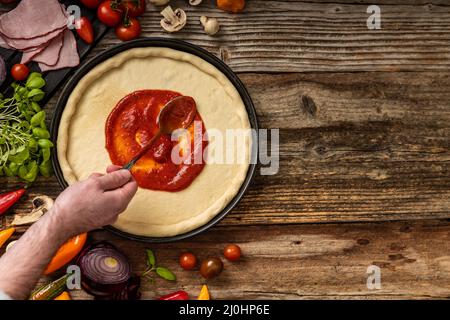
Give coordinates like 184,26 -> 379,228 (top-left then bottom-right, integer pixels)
21,32 -> 64,65
0,27 -> 65,51
0,0 -> 67,40
0,0 -> 80,72
38,29 -> 79,72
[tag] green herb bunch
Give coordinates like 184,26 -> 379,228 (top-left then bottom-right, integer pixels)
0,72 -> 53,183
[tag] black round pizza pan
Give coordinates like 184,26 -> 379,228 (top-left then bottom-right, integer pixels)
50,37 -> 259,243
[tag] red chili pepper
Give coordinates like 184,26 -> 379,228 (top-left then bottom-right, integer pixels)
157,290 -> 189,300
0,188 -> 26,216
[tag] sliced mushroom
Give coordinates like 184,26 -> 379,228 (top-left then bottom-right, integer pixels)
11,195 -> 54,226
160,6 -> 186,33
189,0 -> 202,5
200,16 -> 220,36
149,0 -> 171,5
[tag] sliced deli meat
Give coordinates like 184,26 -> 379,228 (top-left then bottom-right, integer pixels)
0,1 -> 80,72
21,32 -> 64,65
38,30 -> 79,72
0,27 -> 65,51
0,0 -> 67,40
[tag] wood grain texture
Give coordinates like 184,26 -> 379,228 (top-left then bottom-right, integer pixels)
84,0 -> 450,73
1,71 -> 449,227
6,219 -> 446,300
1,1 -> 449,300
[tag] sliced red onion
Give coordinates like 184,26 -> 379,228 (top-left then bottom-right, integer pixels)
77,242 -> 136,299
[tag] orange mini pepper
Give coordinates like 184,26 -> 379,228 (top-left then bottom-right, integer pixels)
44,233 -> 87,275
217,0 -> 245,13
54,291 -> 71,300
0,228 -> 15,249
198,284 -> 210,300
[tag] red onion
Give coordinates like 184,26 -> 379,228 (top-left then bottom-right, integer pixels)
77,242 -> 140,300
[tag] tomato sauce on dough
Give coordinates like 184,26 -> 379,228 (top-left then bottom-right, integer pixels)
105,90 -> 208,192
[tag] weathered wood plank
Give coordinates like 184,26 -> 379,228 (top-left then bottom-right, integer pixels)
1,71 -> 449,226
81,0 -> 450,73
2,1 -> 450,73
9,219 -> 447,300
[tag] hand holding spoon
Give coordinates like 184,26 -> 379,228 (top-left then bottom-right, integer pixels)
123,96 -> 197,170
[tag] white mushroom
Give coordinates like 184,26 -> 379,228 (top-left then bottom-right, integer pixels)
189,0 -> 202,5
11,195 -> 54,226
148,0 -> 170,5
200,16 -> 220,36
160,6 -> 187,33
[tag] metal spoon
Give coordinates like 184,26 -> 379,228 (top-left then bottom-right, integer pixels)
123,96 -> 197,170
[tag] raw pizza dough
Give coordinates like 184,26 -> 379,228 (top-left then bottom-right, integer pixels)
57,47 -> 251,237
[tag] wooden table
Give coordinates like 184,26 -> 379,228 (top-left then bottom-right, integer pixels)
1,0 -> 450,299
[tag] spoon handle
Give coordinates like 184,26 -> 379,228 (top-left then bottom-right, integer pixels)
123,131 -> 162,170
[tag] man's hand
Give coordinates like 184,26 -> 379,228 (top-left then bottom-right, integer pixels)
52,165 -> 138,237
0,165 -> 138,299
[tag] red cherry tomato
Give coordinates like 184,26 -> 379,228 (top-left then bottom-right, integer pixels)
11,64 -> 29,81
224,244 -> 241,261
75,17 -> 94,44
97,0 -> 123,27
80,0 -> 102,9
121,0 -> 146,17
115,17 -> 141,41
179,252 -> 197,270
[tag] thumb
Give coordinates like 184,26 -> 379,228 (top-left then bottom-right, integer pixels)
98,169 -> 132,191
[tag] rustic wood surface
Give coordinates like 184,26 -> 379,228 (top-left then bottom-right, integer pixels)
1,0 -> 450,299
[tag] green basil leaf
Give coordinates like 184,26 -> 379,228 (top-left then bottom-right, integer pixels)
26,72 -> 42,83
37,139 -> 53,149
18,165 -> 28,179
41,148 -> 51,162
23,162 -> 38,182
30,111 -> 45,127
27,89 -> 45,102
26,77 -> 46,90
8,148 -> 29,164
146,249 -> 156,268
31,101 -> 42,113
39,161 -> 52,177
155,267 -> 176,281
32,128 -> 50,139
8,162 -> 19,175
28,138 -> 38,151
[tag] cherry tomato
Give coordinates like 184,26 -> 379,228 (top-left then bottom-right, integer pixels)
179,252 -> 197,271
97,0 -> 123,27
75,17 -> 94,44
200,257 -> 223,279
80,0 -> 102,9
115,17 -> 141,41
11,64 -> 29,81
121,0 -> 146,17
224,244 -> 241,261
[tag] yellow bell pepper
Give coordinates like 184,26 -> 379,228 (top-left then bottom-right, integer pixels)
198,284 -> 210,300
54,291 -> 71,300
0,228 -> 15,249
